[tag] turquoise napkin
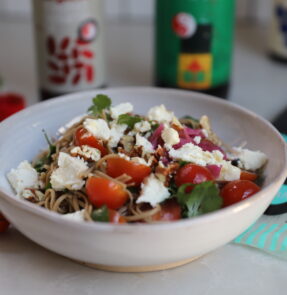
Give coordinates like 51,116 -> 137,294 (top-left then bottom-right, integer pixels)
233,134 -> 287,259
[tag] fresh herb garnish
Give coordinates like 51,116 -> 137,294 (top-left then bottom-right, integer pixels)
45,182 -> 52,190
179,160 -> 189,167
177,181 -> 222,218
180,115 -> 201,129
91,206 -> 109,222
33,130 -> 56,172
88,94 -> 112,116
117,114 -> 142,128
150,122 -> 160,132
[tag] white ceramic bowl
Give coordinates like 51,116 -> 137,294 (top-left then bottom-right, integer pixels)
0,87 -> 286,272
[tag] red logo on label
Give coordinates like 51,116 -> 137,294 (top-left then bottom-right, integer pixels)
172,13 -> 197,39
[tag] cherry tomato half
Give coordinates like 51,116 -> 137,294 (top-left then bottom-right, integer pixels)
108,209 -> 126,224
74,127 -> 108,156
106,157 -> 151,186
175,164 -> 214,187
86,176 -> 129,210
221,180 -> 260,207
240,171 -> 258,181
0,213 -> 10,233
151,199 -> 181,222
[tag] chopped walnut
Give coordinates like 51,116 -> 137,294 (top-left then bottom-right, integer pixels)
155,162 -> 179,186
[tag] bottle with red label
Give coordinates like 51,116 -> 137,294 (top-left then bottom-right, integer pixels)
155,0 -> 235,99
33,0 -> 106,100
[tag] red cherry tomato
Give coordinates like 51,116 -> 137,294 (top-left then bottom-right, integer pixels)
108,209 -> 126,224
221,180 -> 260,207
0,93 -> 25,121
240,171 -> 258,181
106,157 -> 151,186
0,213 -> 10,233
86,176 -> 129,210
74,127 -> 108,156
151,199 -> 181,222
175,164 -> 214,187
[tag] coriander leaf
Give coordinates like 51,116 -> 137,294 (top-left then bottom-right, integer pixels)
45,182 -> 52,190
179,160 -> 190,167
117,114 -> 142,128
91,206 -> 109,222
177,181 -> 222,218
42,130 -> 56,161
88,94 -> 112,116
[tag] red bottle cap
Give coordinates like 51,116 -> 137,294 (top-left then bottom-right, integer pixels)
0,93 -> 26,121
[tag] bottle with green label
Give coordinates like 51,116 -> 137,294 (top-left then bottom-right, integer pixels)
155,0 -> 235,99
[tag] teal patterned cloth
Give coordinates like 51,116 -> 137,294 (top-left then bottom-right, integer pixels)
233,134 -> 287,259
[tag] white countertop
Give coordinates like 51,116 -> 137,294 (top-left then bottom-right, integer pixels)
0,19 -> 286,295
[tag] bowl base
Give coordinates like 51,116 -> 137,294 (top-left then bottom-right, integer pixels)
76,256 -> 201,273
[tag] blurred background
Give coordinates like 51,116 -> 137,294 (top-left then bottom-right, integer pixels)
0,0 -> 286,125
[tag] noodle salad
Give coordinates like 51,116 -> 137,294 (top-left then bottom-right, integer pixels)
7,95 -> 268,224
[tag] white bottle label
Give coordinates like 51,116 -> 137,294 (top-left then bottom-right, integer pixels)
34,0 -> 106,93
269,0 -> 287,58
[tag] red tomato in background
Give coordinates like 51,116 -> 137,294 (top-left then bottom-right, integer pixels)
0,93 -> 25,121
74,127 -> 108,156
151,199 -> 181,222
175,164 -> 214,187
0,213 -> 10,233
221,180 -> 260,207
106,157 -> 151,186
86,176 -> 129,210
240,171 -> 258,181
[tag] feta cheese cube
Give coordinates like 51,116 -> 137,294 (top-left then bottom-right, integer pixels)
50,152 -> 88,191
218,162 -> 241,181
7,161 -> 39,195
135,134 -> 154,154
194,136 -> 202,145
147,104 -> 174,123
161,127 -> 180,147
61,210 -> 85,222
70,145 -> 101,161
233,147 -> 268,171
83,118 -> 110,141
136,174 -> 170,207
110,102 -> 133,119
108,123 -> 128,148
134,121 -> 151,133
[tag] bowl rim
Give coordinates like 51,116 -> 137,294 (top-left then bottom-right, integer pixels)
0,86 -> 287,233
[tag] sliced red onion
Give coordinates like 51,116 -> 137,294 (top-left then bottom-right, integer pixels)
183,127 -> 206,138
149,124 -> 164,148
206,165 -> 222,179
198,139 -> 227,159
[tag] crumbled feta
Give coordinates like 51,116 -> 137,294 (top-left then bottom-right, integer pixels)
136,174 -> 170,207
169,143 -> 240,181
135,134 -> 154,154
134,121 -> 151,133
110,102 -> 133,119
7,161 -> 39,195
83,118 -> 111,141
131,157 -> 149,166
194,136 -> 202,145
108,123 -> 128,148
70,145 -> 101,161
21,189 -> 35,200
147,104 -> 174,123
50,152 -> 88,191
58,114 -> 85,135
118,153 -> 131,161
218,162 -> 241,181
61,210 -> 85,222
161,127 -> 180,147
233,147 -> 267,171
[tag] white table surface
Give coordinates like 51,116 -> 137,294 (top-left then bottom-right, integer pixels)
0,18 -> 286,295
